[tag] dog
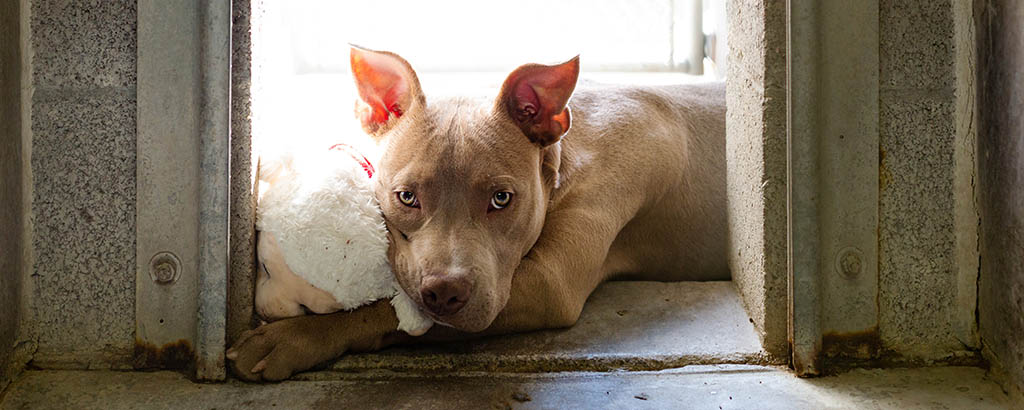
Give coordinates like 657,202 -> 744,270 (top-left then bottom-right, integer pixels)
227,46 -> 728,381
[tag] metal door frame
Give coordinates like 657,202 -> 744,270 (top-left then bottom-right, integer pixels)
136,0 -> 230,381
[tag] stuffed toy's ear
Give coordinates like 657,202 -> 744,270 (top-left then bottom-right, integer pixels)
496,56 -> 580,147
350,45 -> 426,136
257,155 -> 283,184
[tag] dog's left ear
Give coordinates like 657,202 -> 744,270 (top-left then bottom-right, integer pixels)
350,45 -> 426,136
496,56 -> 580,147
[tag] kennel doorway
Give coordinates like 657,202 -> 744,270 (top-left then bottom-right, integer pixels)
128,0 -> 981,381
134,0 -> 789,380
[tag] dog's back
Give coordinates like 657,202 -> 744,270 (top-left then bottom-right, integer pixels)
555,81 -> 728,281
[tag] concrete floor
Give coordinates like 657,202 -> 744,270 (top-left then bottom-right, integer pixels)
1,282 -> 1018,408
2,366 -> 1017,409
328,281 -> 767,373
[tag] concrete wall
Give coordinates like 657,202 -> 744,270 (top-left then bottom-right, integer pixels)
21,0 -> 138,369
731,0 -> 979,364
7,0 -> 257,370
725,0 -> 788,359
876,0 -> 979,360
1,0 -> 25,392
976,0 -> 1024,399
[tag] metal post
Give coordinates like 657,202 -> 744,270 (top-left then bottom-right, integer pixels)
786,0 -> 822,376
787,0 -> 880,375
196,0 -> 232,382
137,0 -> 201,370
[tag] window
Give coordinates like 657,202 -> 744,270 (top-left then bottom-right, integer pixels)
269,0 -> 725,75
252,0 -> 727,155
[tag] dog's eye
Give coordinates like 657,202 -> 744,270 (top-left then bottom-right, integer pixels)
397,191 -> 419,208
490,191 -> 513,210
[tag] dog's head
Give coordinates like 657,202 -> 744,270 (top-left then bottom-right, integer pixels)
349,46 -> 578,332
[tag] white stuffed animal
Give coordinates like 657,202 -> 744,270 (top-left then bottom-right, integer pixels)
254,143 -> 433,336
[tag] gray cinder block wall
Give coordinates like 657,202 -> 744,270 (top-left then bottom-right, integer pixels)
725,0 -> 788,359
1,0 -> 25,392
877,0 -> 980,360
976,0 -> 1024,400
22,0 -> 138,369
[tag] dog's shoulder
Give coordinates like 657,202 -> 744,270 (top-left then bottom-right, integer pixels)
567,81 -> 724,146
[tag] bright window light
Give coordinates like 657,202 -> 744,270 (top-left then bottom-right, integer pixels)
251,0 -> 727,155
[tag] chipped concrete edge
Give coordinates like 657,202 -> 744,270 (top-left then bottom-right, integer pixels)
952,0 -> 982,351
0,0 -> 30,396
982,344 -> 1024,408
318,351 -> 775,377
227,0 -> 258,348
723,0 -> 789,363
304,363 -> 793,383
11,0 -> 37,387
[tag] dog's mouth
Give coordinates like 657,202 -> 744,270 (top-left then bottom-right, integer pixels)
407,282 -> 498,333
395,270 -> 465,326
414,299 -> 466,330
426,314 -> 456,328
388,244 -> 510,333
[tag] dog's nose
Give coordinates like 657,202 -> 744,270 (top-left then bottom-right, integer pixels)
419,275 -> 470,316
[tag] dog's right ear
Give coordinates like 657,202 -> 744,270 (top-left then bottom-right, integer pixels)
350,46 -> 425,136
496,56 -> 580,147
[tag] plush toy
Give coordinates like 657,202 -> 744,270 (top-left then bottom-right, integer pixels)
254,142 -> 433,336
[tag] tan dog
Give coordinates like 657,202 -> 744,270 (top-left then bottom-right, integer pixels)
227,46 -> 728,381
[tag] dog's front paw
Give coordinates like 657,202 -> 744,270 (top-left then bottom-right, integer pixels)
227,300 -> 401,381
226,316 -> 338,382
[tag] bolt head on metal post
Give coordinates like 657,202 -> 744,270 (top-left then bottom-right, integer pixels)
835,247 -> 864,278
149,252 -> 182,284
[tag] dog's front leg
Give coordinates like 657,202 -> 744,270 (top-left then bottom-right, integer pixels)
227,299 -> 404,381
488,205 -> 628,335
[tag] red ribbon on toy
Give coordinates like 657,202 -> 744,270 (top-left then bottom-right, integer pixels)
328,143 -> 375,179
